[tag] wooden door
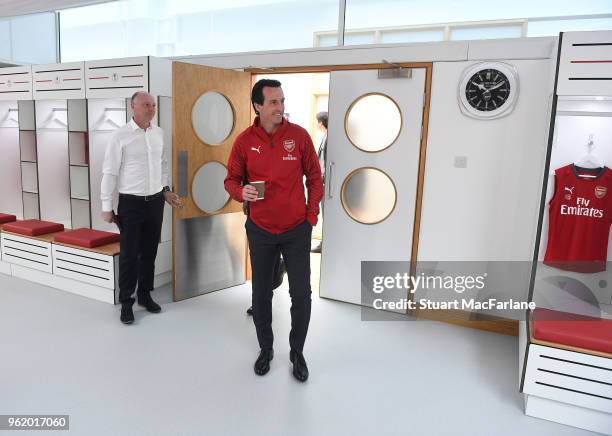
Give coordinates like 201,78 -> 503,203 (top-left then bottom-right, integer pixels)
172,62 -> 252,301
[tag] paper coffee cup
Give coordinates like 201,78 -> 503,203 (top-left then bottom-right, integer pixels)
250,181 -> 265,200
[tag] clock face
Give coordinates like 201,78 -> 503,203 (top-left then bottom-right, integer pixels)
465,69 -> 510,112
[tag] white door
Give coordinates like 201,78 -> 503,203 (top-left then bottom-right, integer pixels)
320,68 -> 426,305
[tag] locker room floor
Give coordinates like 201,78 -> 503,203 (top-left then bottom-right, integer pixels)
0,274 -> 592,436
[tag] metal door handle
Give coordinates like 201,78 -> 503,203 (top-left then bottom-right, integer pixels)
328,162 -> 334,199
178,150 -> 188,197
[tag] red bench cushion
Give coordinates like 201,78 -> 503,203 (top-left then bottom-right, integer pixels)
3,219 -> 64,236
54,228 -> 119,248
532,308 -> 612,355
0,213 -> 17,224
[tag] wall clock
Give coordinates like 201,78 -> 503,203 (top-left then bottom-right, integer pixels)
459,62 -> 519,120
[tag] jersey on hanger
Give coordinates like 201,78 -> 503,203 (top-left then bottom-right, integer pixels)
544,164 -> 612,273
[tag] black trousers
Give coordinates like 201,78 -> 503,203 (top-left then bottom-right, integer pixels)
246,218 -> 312,353
117,194 -> 165,305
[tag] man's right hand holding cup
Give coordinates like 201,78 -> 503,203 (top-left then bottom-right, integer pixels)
242,184 -> 259,202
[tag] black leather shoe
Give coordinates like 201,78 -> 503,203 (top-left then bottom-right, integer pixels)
246,306 -> 253,316
290,350 -> 309,382
254,349 -> 274,376
137,295 -> 161,313
120,304 -> 134,324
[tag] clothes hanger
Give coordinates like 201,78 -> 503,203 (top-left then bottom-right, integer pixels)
39,107 -> 68,129
0,108 -> 18,125
6,108 -> 18,123
574,134 -> 603,177
93,107 -> 124,130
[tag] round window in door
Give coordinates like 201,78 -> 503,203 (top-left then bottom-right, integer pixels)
341,167 -> 397,224
191,91 -> 235,145
191,161 -> 230,214
345,93 -> 402,153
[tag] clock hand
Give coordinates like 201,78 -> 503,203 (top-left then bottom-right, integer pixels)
470,81 -> 487,91
488,80 -> 506,91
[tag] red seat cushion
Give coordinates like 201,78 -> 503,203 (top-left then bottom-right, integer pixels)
3,219 -> 64,236
0,213 -> 17,224
54,228 -> 120,248
532,308 -> 612,355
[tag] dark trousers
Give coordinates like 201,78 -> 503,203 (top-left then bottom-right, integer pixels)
117,194 -> 165,305
246,218 -> 312,353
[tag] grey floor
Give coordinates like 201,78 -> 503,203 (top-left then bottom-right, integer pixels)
0,274 -> 594,436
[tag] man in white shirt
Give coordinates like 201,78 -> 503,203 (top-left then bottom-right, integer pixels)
101,91 -> 181,325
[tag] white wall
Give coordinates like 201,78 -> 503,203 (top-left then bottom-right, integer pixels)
175,37 -> 555,69
419,59 -> 554,262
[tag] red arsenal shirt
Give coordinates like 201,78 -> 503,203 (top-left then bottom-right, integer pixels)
544,164 -> 612,273
224,117 -> 323,234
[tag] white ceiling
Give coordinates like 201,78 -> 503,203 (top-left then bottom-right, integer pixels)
0,0 -> 114,18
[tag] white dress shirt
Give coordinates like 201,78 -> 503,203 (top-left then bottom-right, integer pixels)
101,118 -> 169,212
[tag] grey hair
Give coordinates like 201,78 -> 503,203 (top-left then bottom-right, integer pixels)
131,91 -> 150,104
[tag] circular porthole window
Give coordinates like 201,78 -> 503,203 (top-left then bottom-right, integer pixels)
345,93 -> 402,152
191,161 -> 230,213
341,167 -> 397,224
191,91 -> 235,145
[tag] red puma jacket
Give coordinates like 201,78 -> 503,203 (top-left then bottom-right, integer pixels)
224,117 -> 323,234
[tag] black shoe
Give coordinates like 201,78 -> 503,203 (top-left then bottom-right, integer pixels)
310,242 -> 322,254
120,304 -> 134,324
137,295 -> 161,313
254,349 -> 274,376
290,350 -> 309,382
246,306 -> 253,316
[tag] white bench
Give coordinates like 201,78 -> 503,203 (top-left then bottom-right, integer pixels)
522,311 -> 612,435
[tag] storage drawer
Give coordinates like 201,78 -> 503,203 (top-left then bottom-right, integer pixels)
52,244 -> 117,289
524,344 -> 612,413
0,233 -> 52,273
0,65 -> 33,101
85,57 -> 148,98
33,62 -> 85,100
557,31 -> 612,96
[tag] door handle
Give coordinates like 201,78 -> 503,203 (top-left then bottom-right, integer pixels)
178,150 -> 188,197
328,161 -> 334,199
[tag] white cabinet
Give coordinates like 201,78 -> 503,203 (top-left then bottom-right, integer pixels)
557,30 -> 612,96
52,243 -> 117,290
0,66 -> 33,101
32,62 -> 85,100
85,57 -> 148,99
0,232 -> 52,273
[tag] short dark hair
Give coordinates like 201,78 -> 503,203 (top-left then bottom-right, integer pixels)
316,111 -> 328,129
251,79 -> 282,114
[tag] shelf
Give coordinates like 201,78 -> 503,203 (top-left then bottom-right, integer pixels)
21,160 -> 36,164
23,190 -> 38,194
71,195 -> 90,201
19,130 -> 37,162
69,164 -> 89,168
556,111 -> 612,118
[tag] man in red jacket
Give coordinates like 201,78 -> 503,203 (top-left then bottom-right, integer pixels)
224,79 -> 323,382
